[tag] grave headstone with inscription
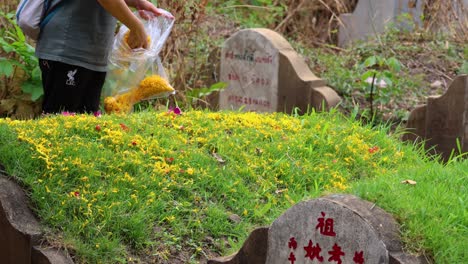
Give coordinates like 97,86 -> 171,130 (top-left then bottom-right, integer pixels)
219,28 -> 340,113
338,0 -> 423,47
209,194 -> 424,264
404,75 -> 468,160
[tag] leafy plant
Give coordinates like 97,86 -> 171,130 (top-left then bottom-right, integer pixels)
0,12 -> 43,101
0,11 -> 43,101
186,81 -> 227,106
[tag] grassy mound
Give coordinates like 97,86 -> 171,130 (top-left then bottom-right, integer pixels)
0,110 -> 466,263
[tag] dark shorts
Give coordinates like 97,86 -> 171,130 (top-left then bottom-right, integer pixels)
39,59 -> 106,114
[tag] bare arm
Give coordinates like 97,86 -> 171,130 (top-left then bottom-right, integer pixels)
125,0 -> 173,19
97,0 -> 147,49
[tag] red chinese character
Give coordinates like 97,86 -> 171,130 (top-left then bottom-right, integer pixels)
316,212 -> 336,236
304,240 -> 324,262
288,252 -> 296,264
353,251 -> 365,264
288,237 -> 297,250
328,243 -> 345,264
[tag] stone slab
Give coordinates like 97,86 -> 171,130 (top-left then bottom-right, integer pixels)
404,75 -> 468,160
0,176 -> 42,264
209,194 -> 424,263
0,175 -> 73,264
32,246 -> 74,264
208,227 -> 268,264
338,0 -> 423,47
219,28 -> 340,113
266,195 -> 389,264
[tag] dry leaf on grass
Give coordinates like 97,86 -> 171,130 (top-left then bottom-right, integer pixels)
401,179 -> 417,185
211,152 -> 225,164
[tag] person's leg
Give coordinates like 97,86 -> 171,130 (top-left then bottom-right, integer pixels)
39,60 -> 106,114
80,71 -> 106,114
39,59 -> 84,114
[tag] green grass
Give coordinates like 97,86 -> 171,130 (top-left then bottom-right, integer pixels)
0,109 -> 466,263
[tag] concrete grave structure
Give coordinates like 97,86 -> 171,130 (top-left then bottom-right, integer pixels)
0,175 -> 73,264
404,75 -> 468,160
219,28 -> 341,113
209,194 -> 425,264
338,0 -> 423,47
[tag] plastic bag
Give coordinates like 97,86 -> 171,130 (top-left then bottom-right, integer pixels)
103,10 -> 175,114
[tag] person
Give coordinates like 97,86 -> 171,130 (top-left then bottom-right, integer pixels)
36,0 -> 170,114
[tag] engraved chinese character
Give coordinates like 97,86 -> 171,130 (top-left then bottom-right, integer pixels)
288,252 -> 296,264
316,212 -> 336,236
304,240 -> 324,262
288,237 -> 297,250
353,251 -> 365,264
328,243 -> 345,264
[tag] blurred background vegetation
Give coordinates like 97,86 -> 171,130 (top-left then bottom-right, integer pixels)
1,0 -> 467,122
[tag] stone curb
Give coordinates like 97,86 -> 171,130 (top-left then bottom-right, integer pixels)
0,175 -> 73,264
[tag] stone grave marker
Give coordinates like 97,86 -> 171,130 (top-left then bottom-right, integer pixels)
209,194 -> 424,264
0,175 -> 73,264
404,75 -> 468,160
338,0 -> 423,47
219,28 -> 341,113
267,197 -> 389,264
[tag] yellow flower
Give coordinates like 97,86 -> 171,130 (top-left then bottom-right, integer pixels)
104,75 -> 174,114
104,93 -> 135,114
135,75 -> 174,101
123,31 -> 151,47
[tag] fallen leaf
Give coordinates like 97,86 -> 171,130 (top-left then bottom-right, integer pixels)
212,152 -> 226,164
401,179 -> 417,185
255,147 -> 263,155
228,213 -> 242,224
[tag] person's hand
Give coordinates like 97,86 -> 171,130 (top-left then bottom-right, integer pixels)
126,22 -> 148,49
137,0 -> 174,19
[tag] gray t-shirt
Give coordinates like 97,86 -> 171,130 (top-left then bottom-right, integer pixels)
35,0 -> 117,72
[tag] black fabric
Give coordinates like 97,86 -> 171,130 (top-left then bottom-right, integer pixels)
39,59 -> 106,114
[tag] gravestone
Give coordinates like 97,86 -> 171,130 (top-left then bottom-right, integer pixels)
404,75 -> 468,160
266,198 -> 389,264
209,194 -> 424,264
338,0 -> 423,47
0,175 -> 73,264
219,28 -> 341,113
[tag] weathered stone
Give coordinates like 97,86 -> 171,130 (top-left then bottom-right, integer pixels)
209,194 -> 425,264
0,176 -> 42,264
228,213 -> 242,224
31,247 -> 74,264
219,28 -> 340,114
208,227 -> 268,264
266,195 -> 389,264
0,175 -> 73,264
404,75 -> 468,160
338,0 -> 423,47
389,251 -> 430,264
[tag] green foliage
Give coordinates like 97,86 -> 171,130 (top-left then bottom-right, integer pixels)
186,81 -> 227,104
0,109 -> 434,263
0,11 -> 43,101
352,159 -> 468,262
360,55 -> 403,105
213,0 -> 285,28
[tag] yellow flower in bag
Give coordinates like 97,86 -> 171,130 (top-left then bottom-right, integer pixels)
104,75 -> 174,114
104,92 -> 135,114
134,75 -> 174,101
123,31 -> 151,49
